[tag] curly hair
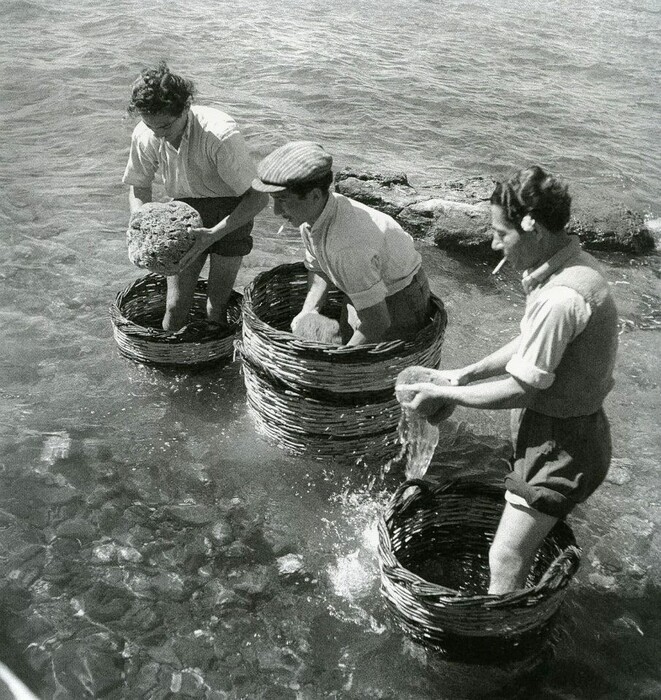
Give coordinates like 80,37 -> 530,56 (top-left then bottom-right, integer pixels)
127,61 -> 195,116
490,166 -> 571,233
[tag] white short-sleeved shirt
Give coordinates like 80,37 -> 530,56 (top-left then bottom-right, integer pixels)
122,105 -> 256,199
505,239 -> 592,389
300,193 -> 421,310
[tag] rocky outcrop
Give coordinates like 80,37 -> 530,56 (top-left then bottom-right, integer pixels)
335,169 -> 656,257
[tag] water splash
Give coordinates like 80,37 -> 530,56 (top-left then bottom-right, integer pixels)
400,408 -> 440,480
327,548 -> 376,602
323,489 -> 387,632
384,407 -> 440,481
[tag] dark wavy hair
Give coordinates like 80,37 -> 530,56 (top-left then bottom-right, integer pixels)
127,61 -> 195,116
289,171 -> 334,198
490,166 -> 571,232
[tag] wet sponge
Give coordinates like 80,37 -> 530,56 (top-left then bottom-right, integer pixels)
127,201 -> 202,276
396,365 -> 455,423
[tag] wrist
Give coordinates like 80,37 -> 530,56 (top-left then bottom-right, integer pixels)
300,303 -> 322,314
460,364 -> 479,383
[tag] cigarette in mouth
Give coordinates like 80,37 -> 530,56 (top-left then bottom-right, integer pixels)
492,258 -> 506,275
277,225 -> 285,234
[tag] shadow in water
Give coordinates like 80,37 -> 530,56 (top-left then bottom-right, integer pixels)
0,623 -> 41,697
403,584 -> 661,699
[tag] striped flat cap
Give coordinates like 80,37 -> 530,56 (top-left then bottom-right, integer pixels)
253,141 -> 333,192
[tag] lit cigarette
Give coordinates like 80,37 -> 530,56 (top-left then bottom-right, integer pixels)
492,258 -> 506,275
277,225 -> 285,235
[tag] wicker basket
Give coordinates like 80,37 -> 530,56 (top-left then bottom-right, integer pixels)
241,262 -> 447,393
110,273 -> 242,366
238,262 -> 447,463
240,355 -> 401,463
378,476 -> 581,663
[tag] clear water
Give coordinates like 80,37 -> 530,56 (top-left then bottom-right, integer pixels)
1,0 -> 660,698
392,408 -> 441,480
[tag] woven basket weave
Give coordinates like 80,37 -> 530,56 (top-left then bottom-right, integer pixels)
240,356 -> 401,464
378,476 -> 581,663
241,262 -> 447,393
110,273 -> 242,366
238,262 -> 447,463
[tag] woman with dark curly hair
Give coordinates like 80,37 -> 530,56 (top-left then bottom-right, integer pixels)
123,62 -> 268,330
398,166 -> 619,594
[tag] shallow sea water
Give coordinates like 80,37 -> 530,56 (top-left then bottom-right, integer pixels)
1,0 -> 660,698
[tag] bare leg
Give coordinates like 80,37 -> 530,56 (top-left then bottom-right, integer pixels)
207,254 -> 243,325
488,501 -> 558,595
162,254 -> 207,331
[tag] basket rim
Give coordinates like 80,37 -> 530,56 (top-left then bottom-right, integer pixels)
378,476 -> 581,605
110,272 -> 242,344
242,261 -> 447,360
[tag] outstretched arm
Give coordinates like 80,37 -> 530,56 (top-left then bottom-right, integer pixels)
452,336 -> 522,383
179,188 -> 269,267
206,188 -> 269,240
399,375 -> 537,415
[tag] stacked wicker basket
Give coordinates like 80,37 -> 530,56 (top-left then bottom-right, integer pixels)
237,262 -> 448,465
110,273 -> 242,366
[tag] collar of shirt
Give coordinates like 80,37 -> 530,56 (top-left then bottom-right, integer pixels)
521,236 -> 582,294
301,192 -> 338,240
163,110 -> 192,152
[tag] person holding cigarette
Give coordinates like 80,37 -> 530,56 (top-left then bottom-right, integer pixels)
252,141 -> 432,346
398,165 -> 619,594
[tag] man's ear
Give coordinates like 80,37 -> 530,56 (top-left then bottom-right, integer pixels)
308,187 -> 323,203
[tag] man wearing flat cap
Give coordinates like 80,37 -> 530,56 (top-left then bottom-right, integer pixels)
253,141 -> 433,346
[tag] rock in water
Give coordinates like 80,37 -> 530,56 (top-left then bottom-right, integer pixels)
127,201 -> 202,276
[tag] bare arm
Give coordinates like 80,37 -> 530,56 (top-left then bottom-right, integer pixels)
128,186 -> 153,214
438,336 -> 522,385
345,299 -> 391,347
176,188 -> 268,269
400,375 -> 538,414
206,188 -> 268,241
463,336 -> 522,380
302,270 -> 332,313
291,270 -> 333,333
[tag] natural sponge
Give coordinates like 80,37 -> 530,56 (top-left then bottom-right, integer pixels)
395,365 -> 455,423
127,201 -> 202,276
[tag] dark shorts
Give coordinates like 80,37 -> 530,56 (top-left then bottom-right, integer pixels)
177,196 -> 254,257
340,268 -> 433,342
505,407 -> 612,518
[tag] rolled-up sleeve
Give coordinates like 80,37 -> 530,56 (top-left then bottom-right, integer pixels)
335,250 -> 388,310
506,286 -> 591,389
122,125 -> 159,188
209,131 -> 256,196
